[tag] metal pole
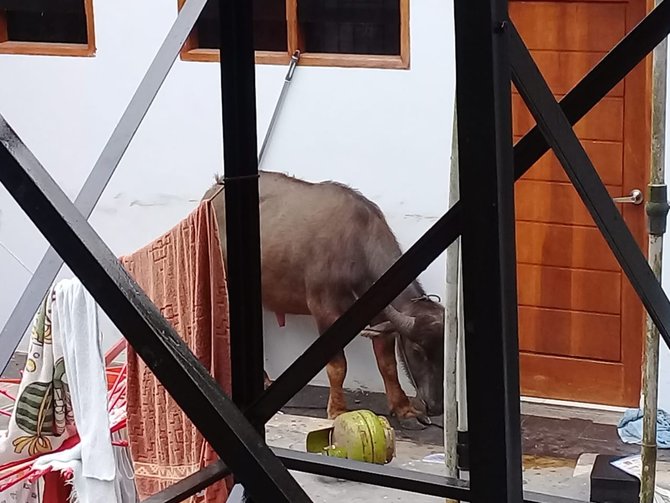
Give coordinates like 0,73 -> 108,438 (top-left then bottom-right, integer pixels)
258,50 -> 300,168
641,2 -> 669,500
444,103 -> 459,502
456,252 -> 468,466
217,0 -> 265,435
454,0 -> 523,500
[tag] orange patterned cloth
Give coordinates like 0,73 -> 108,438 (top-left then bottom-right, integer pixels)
119,199 -> 231,502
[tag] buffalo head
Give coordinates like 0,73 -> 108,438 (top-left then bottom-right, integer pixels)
382,297 -> 445,416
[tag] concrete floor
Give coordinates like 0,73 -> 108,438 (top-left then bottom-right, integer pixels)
0,385 -> 599,501
0,406 -> 649,502
266,410 -> 670,502
266,412 -> 592,502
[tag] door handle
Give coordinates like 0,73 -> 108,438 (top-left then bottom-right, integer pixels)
613,189 -> 644,205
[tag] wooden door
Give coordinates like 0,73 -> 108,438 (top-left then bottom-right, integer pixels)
510,0 -> 651,406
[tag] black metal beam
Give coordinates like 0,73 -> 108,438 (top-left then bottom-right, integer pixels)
509,23 -> 670,349
217,0 -> 265,431
454,0 -> 523,502
276,448 -> 470,500
0,121 -> 310,503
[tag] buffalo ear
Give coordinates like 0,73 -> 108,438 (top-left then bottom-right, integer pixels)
369,321 -> 394,333
360,321 -> 396,338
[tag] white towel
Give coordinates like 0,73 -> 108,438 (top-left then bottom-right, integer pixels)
33,444 -> 113,502
36,279 -> 117,503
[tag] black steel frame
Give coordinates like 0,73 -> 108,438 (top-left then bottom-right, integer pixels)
455,1 -> 523,500
1,0 -> 670,501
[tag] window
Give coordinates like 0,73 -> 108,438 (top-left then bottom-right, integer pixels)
0,0 -> 95,57
179,0 -> 409,69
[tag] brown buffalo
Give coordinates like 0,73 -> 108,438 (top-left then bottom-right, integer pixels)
203,171 -> 444,429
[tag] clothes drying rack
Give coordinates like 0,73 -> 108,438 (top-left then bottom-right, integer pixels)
0,338 -> 128,495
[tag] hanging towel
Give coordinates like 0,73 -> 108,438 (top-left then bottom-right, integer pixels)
617,408 -> 670,448
119,199 -> 232,502
33,278 -> 118,502
110,429 -> 139,503
0,292 -> 75,503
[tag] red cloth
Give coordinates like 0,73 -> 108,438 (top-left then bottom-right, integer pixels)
42,471 -> 71,503
119,200 -> 232,502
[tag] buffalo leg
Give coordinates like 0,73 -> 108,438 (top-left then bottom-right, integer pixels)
308,294 -> 352,419
264,370 -> 273,390
325,350 -> 348,419
372,335 -> 427,430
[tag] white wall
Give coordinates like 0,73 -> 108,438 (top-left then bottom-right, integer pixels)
9,0 -> 670,414
0,0 -> 456,395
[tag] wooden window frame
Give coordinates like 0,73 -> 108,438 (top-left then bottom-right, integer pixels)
178,0 -> 410,69
0,0 -> 96,57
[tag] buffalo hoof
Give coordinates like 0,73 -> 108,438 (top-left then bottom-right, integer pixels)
397,415 -> 428,431
327,406 -> 349,420
417,414 -> 432,426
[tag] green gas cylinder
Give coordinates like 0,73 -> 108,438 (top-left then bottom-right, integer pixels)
306,410 -> 396,465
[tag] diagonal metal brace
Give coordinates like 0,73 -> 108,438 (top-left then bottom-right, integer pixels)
0,120 -> 311,503
0,0 -> 207,374
509,23 -> 670,348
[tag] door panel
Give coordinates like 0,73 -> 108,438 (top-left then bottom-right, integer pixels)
518,264 -> 621,315
526,51 -> 624,97
516,181 -> 620,227
516,222 -> 620,271
518,139 -> 623,186
519,307 -> 621,361
512,94 -> 624,141
511,0 -> 650,406
522,354 -> 624,405
511,2 -> 626,51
